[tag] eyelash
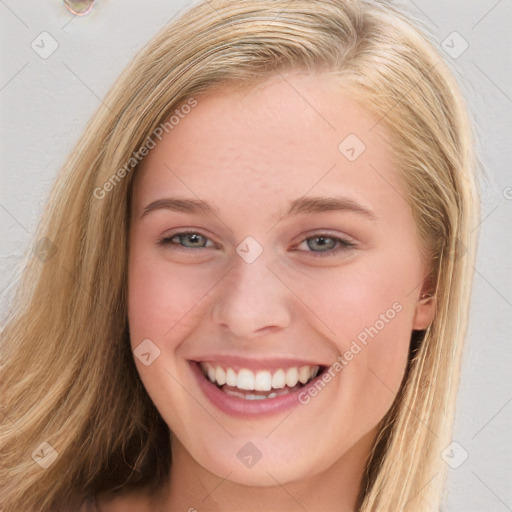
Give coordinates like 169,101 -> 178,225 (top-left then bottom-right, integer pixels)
157,231 -> 356,258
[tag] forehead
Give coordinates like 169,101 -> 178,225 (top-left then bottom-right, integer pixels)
132,71 -> 404,222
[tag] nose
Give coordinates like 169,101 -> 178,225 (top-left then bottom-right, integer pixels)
211,252 -> 293,339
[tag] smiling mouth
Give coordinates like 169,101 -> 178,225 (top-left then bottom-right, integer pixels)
197,361 -> 327,400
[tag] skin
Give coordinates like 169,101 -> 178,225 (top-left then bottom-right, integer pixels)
98,70 -> 436,512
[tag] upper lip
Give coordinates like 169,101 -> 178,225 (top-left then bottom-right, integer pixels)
189,355 -> 329,371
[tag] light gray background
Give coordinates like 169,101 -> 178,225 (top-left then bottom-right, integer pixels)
1,1 -> 511,511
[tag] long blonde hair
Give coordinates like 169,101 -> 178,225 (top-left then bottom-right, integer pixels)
0,1 -> 481,510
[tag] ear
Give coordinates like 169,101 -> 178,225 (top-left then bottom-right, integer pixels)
412,275 -> 437,330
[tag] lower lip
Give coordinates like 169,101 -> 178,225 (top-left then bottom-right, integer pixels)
190,361 -> 324,417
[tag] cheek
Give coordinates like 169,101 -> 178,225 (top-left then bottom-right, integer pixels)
296,253 -> 418,416
127,250 -> 219,343
126,249 -> 218,433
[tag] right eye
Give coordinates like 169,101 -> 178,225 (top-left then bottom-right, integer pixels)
158,231 -> 216,251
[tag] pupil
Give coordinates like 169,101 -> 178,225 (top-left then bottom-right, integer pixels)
187,234 -> 202,246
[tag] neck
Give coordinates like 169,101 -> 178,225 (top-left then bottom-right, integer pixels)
155,427 -> 378,512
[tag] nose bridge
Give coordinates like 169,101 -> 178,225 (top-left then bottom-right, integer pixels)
211,246 -> 292,337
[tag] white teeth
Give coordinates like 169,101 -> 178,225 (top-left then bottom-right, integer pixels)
271,369 -> 286,389
226,367 -> 237,387
298,366 -> 310,384
242,393 -> 267,400
237,369 -> 255,390
215,366 -> 226,386
254,370 -> 272,392
200,362 -> 322,393
285,367 -> 299,387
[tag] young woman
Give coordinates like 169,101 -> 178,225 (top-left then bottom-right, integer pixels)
0,1 -> 481,511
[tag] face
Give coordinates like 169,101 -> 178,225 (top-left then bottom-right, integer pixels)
128,70 -> 435,487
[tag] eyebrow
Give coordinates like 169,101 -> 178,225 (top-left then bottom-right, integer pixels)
140,195 -> 377,221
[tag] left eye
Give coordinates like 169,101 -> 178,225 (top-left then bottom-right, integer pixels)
158,231 -> 355,257
295,234 -> 355,257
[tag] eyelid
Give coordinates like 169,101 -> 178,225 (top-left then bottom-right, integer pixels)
294,228 -> 356,245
